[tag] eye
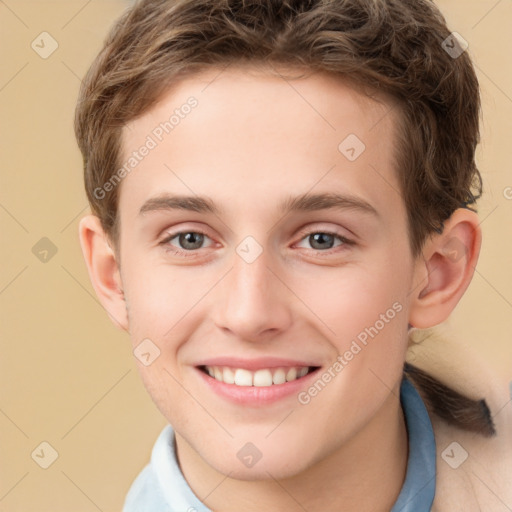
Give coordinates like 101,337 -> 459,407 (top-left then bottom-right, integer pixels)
160,230 -> 214,255
295,230 -> 353,252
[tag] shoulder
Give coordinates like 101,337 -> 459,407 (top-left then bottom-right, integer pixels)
123,462 -> 172,512
407,326 -> 512,511
122,426 -> 176,512
122,425 -> 213,512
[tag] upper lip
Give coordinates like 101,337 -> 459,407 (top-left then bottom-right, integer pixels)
195,357 -> 321,371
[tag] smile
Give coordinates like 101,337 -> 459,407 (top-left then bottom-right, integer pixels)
199,365 -> 317,387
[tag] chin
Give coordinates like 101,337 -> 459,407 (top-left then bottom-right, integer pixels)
205,445 -> 315,482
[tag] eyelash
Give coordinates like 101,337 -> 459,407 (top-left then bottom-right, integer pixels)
159,228 -> 354,257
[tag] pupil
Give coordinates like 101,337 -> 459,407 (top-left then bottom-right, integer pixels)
310,233 -> 334,250
180,232 -> 204,250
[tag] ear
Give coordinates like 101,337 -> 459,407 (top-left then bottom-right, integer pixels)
78,215 -> 129,331
408,208 -> 482,329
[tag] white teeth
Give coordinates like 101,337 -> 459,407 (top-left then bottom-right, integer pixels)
285,367 -> 297,382
204,365 -> 313,386
297,367 -> 309,378
214,367 -> 223,382
272,368 -> 286,385
253,369 -> 273,387
234,368 -> 253,386
223,367 -> 235,384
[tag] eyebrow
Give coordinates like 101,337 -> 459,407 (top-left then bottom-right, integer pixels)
138,192 -> 378,218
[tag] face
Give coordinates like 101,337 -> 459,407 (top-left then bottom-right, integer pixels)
117,65 -> 416,479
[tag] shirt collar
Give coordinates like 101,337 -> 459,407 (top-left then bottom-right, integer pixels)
391,376 -> 437,511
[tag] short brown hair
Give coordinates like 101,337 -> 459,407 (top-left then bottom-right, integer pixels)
74,0 -> 482,257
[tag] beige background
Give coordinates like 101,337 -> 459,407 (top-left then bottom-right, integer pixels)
1,1 -> 511,510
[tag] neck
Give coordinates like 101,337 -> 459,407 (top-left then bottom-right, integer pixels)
175,382 -> 408,512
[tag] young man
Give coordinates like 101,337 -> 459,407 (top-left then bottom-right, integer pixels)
75,0 -> 512,510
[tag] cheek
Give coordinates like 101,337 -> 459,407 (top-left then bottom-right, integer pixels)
123,260 -> 218,343
288,258 -> 410,343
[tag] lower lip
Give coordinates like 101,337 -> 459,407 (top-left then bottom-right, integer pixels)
195,367 -> 321,406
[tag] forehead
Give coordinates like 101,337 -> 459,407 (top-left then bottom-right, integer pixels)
119,65 -> 403,226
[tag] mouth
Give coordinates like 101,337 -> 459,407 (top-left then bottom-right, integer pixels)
197,364 -> 320,387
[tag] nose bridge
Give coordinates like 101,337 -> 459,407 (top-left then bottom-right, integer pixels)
232,246 -> 271,300
213,238 -> 292,340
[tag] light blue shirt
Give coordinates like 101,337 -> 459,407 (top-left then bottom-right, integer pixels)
123,377 -> 436,511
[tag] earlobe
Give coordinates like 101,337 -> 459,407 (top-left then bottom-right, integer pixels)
78,215 -> 129,331
408,208 -> 481,329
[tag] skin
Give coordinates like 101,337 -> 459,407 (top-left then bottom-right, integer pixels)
79,64 -> 481,511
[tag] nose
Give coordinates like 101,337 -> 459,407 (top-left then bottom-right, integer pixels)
213,245 -> 293,343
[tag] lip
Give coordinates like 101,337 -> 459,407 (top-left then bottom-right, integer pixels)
194,364 -> 322,406
194,356 -> 321,371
